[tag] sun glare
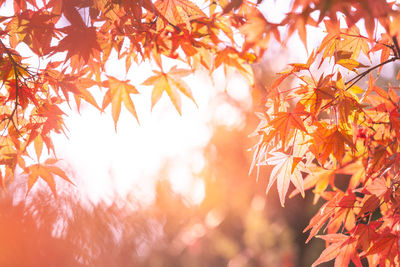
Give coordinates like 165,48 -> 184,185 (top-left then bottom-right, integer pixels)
50,58 -> 250,205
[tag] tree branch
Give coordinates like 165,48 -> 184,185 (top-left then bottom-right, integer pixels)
344,57 -> 399,91
393,36 -> 400,58
0,39 -> 21,130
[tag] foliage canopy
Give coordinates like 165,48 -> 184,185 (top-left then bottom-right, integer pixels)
1,0 -> 400,265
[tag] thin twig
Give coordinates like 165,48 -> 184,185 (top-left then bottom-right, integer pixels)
392,36 -> 400,58
344,57 -> 398,90
319,56 -> 400,112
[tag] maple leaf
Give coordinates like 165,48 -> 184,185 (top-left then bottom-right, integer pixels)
269,104 -> 309,148
317,20 -> 341,61
33,102 -> 67,138
337,58 -> 367,71
299,73 -> 335,116
142,66 -> 197,114
338,26 -> 370,61
312,234 -> 361,267
6,10 -> 58,55
6,80 -> 39,109
365,231 -> 399,265
311,124 -> 356,165
102,76 -> 139,130
53,26 -> 101,71
214,48 -> 255,85
239,8 -> 280,57
3,0 -> 400,264
154,0 -> 206,30
334,77 -> 364,126
354,0 -> 392,39
281,11 -> 317,50
46,72 -> 100,111
303,192 -> 355,243
354,222 -> 381,252
337,160 -> 366,190
363,176 -> 389,199
264,152 -> 306,207
303,204 -> 334,243
74,78 -> 101,111
369,34 -> 391,73
25,159 -> 74,197
358,195 -> 380,218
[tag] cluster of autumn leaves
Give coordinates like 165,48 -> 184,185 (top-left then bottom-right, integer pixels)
250,1 -> 400,266
1,0 -> 400,265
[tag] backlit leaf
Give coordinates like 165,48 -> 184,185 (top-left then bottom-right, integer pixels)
264,152 -> 306,207
102,76 -> 139,130
155,0 -> 206,30
142,66 -> 196,114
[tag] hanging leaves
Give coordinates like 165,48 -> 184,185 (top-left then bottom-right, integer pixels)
1,0 -> 400,265
248,1 -> 400,266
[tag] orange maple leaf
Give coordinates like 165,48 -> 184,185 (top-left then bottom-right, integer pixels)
269,105 -> 309,148
338,26 -> 370,61
311,124 -> 356,165
155,0 -> 206,30
239,8 -> 280,57
281,11 -> 317,50
312,234 -> 361,267
142,66 -> 197,114
25,159 -> 74,197
102,76 -> 139,130
53,26 -> 101,71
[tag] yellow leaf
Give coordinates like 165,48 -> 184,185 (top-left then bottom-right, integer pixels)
338,26 -> 370,61
337,58 -> 366,71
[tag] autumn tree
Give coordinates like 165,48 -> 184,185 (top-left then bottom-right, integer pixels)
1,0 -> 400,265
